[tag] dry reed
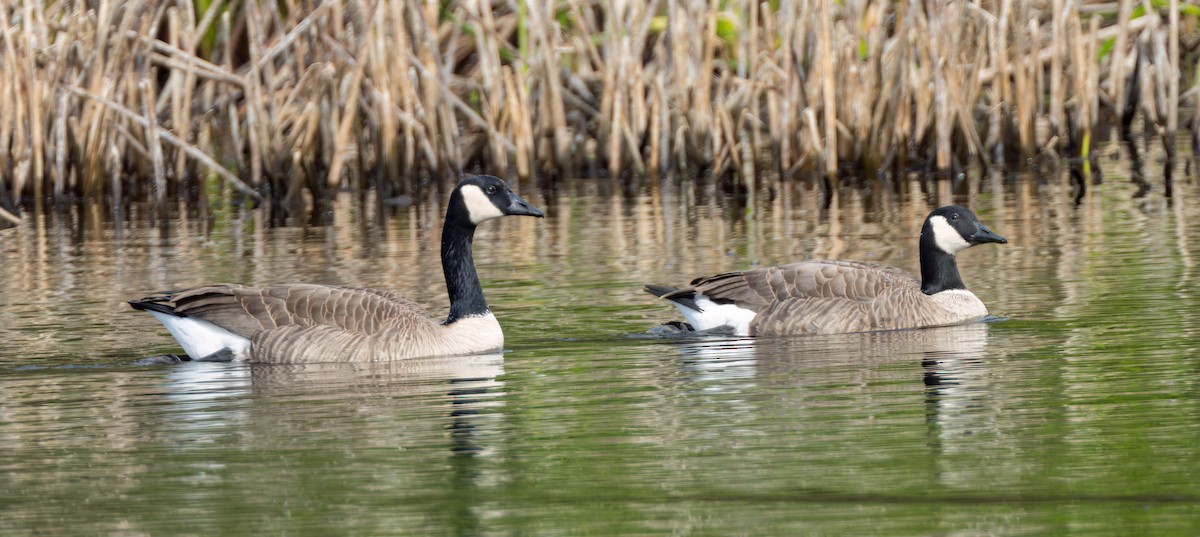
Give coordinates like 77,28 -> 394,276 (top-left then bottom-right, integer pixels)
0,0 -> 1197,220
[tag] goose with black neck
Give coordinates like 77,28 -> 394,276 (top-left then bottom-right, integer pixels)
129,175 -> 544,363
645,205 -> 1008,336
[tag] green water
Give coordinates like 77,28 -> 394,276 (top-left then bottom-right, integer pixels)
2,172 -> 1199,535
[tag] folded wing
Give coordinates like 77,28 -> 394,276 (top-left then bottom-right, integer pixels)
132,284 -> 438,338
686,260 -> 927,335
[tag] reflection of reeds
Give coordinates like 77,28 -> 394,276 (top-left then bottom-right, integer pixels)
0,1 -> 1195,217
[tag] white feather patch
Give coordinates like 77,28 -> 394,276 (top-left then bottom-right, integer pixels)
148,311 -> 251,361
929,215 -> 971,254
459,184 -> 504,224
672,296 -> 757,336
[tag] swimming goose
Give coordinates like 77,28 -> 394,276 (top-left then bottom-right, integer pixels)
130,175 -> 544,363
645,205 -> 1007,336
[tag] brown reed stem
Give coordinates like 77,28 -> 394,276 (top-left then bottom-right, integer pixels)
1167,0 -> 1179,137
66,86 -> 265,203
53,91 -> 67,202
1049,0 -> 1064,141
326,3 -> 374,189
818,0 -> 837,176
0,0 -> 1195,210
139,81 -> 167,209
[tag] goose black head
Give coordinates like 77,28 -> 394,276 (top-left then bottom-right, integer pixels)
922,206 -> 1007,255
451,175 -> 545,225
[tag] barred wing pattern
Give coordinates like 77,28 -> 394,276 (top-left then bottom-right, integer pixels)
133,284 -> 491,363
680,260 -> 965,335
137,284 -> 435,335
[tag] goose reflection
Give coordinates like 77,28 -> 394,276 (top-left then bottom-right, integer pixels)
152,353 -> 508,533
916,323 -> 1006,488
242,353 -> 504,397
916,322 -> 993,436
656,322 -> 993,387
246,354 -> 507,456
160,362 -> 252,440
670,336 -> 760,384
654,322 -> 996,426
159,353 -> 506,454
648,322 -> 999,489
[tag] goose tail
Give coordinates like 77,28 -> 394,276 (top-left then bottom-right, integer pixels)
130,294 -> 249,362
645,284 -> 755,335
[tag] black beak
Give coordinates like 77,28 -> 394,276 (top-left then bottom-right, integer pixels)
970,225 -> 1007,245
504,190 -> 545,218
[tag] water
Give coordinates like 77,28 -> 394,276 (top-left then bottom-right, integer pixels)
3,167 -> 1200,535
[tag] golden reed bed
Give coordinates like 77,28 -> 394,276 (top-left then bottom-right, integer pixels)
0,0 -> 1196,220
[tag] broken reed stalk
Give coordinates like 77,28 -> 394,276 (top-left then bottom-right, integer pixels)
0,0 -> 1196,219
0,205 -> 18,225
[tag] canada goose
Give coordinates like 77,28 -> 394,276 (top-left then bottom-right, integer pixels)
129,175 -> 544,363
645,205 -> 1007,336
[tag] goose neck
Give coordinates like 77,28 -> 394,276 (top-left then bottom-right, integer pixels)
441,219 -> 489,323
919,233 -> 966,295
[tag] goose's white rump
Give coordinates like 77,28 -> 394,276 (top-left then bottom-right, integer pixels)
147,310 -> 250,361
672,296 -> 758,336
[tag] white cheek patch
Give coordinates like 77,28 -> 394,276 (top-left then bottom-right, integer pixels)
459,184 -> 505,224
929,215 -> 971,254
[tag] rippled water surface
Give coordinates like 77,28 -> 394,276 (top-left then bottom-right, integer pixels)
3,165 -> 1200,535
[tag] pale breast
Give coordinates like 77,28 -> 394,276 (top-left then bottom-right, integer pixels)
440,313 -> 505,354
924,289 -> 989,323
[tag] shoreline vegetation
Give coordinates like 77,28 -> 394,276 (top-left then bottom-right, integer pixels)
1,1 -> 1198,223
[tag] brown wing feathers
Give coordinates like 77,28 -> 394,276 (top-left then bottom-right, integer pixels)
130,284 -> 435,340
646,260 -> 930,335
690,271 -> 771,309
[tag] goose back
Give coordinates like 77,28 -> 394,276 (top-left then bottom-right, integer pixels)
137,284 -> 434,336
132,283 -> 504,363
664,259 -> 987,336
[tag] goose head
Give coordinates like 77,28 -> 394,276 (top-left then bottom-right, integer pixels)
922,205 -> 1007,255
451,175 -> 545,225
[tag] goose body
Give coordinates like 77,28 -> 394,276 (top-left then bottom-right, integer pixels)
130,175 -> 544,363
646,206 -> 1007,337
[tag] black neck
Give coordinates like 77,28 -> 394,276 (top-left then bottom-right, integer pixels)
919,231 -> 966,295
441,216 -> 489,323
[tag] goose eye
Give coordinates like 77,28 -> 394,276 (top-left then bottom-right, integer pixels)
951,213 -> 960,221
485,185 -> 497,195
